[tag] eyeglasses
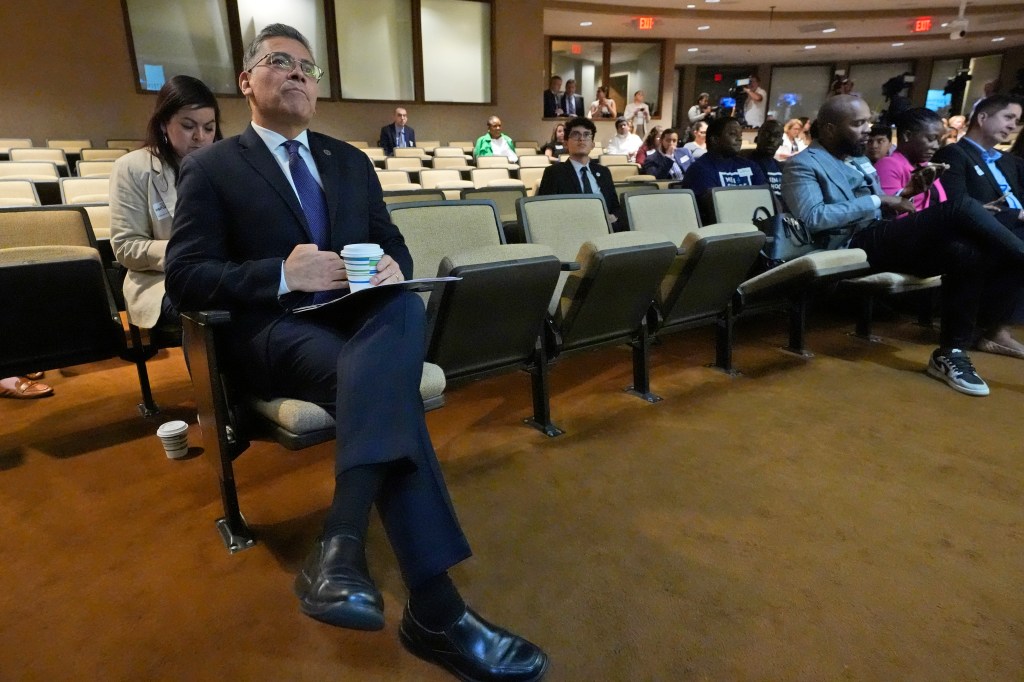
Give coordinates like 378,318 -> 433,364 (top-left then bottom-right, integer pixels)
567,131 -> 593,141
251,51 -> 324,82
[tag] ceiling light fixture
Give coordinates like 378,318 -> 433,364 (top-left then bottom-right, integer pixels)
579,21 -> 592,27
892,42 -> 904,47
705,0 -> 720,4
992,36 -> 1005,42
822,27 -> 836,33
697,25 -> 710,31
940,22 -> 949,27
686,4 -> 696,7
688,47 -> 699,52
804,45 -> 816,49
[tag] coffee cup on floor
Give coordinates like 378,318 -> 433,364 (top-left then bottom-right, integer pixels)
340,243 -> 384,292
156,420 -> 189,459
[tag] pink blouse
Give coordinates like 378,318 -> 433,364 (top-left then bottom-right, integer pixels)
874,151 -> 947,213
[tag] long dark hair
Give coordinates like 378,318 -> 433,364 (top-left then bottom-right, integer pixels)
144,75 -> 222,175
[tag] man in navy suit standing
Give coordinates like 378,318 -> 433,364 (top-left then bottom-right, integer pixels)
378,106 -> 416,156
536,116 -> 621,226
166,23 -> 547,682
560,79 -> 584,119
783,95 -> 1024,397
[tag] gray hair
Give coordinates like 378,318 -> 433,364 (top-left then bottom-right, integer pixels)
243,23 -> 313,70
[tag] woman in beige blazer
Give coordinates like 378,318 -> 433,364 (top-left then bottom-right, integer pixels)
110,75 -> 221,331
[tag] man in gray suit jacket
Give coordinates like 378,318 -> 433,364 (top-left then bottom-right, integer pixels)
783,95 -> 1024,397
166,23 -> 547,682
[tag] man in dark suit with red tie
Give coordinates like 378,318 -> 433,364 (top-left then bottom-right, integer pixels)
536,116 -> 621,226
165,23 -> 547,682
378,106 -> 416,156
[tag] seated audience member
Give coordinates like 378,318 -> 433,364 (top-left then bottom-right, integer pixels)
540,121 -> 567,159
681,116 -> 767,203
874,108 -> 947,213
783,95 -> 1024,396
110,75 -> 221,344
537,116 -> 621,225
623,90 -> 651,137
165,23 -> 548,681
865,124 -> 893,165
635,126 -> 662,166
681,121 -> 708,160
799,117 -> 813,146
588,86 -> 617,119
560,79 -> 584,118
933,95 -> 1024,358
544,75 -> 563,118
378,107 -> 415,156
473,116 -> 518,162
744,120 -> 786,207
775,118 -> 808,161
1,373 -> 52,399
605,117 -> 643,162
946,114 -> 967,143
641,127 -> 684,181
688,93 -> 712,124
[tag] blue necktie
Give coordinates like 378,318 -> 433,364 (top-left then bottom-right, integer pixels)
283,140 -> 330,250
398,128 -> 405,148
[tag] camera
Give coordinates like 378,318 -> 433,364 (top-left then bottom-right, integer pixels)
948,18 -> 968,39
730,78 -> 750,96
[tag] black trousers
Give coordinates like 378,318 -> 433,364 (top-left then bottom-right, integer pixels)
242,290 -> 472,586
849,195 -> 1024,349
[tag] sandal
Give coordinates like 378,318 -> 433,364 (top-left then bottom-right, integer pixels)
0,376 -> 55,399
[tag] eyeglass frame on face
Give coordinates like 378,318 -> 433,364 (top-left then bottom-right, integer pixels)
567,130 -> 593,141
250,51 -> 324,83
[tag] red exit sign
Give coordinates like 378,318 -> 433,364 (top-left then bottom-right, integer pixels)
636,16 -> 656,30
913,16 -> 932,32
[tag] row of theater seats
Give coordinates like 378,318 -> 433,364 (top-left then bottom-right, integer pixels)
0,173 -> 938,552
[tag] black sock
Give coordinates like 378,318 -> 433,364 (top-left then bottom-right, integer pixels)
321,463 -> 389,541
409,572 -> 466,630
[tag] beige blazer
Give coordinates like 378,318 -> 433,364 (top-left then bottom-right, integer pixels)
109,148 -> 177,328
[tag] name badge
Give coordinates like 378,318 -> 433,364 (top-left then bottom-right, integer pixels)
974,165 -> 985,177
858,162 -> 875,176
153,200 -> 170,220
738,167 -> 753,177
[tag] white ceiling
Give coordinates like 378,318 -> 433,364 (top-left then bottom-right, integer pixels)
543,0 -> 1024,65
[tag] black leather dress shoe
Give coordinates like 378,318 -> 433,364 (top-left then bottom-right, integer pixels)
399,604 -> 549,681
293,535 -> 384,631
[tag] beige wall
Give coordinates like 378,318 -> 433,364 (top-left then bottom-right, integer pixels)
3,0 -> 553,146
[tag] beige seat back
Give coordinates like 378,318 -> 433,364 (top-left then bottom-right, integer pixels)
82,203 -> 112,240
387,200 -> 506,280
470,168 -> 510,188
80,148 -> 128,161
433,146 -> 468,158
608,164 -> 641,183
476,156 -> 515,169
599,154 -> 629,166
708,185 -> 775,225
431,157 -> 473,171
9,148 -> 68,171
107,139 -> 144,150
395,147 -> 429,159
447,141 -> 475,154
0,161 -> 61,181
623,189 -> 703,245
0,180 -> 40,206
47,139 -> 92,154
343,140 -> 369,148
460,186 -> 527,225
0,205 -> 96,248
517,167 -> 546,196
76,160 -> 115,177
385,156 -> 423,171
518,155 -> 550,168
375,169 -> 412,186
419,169 -> 464,189
0,138 -> 33,155
60,177 -> 110,204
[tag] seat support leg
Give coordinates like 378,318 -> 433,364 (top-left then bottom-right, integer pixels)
852,293 -> 881,341
711,301 -> 739,375
783,292 -> 814,357
128,323 -> 160,417
625,317 -> 662,403
523,337 -> 563,437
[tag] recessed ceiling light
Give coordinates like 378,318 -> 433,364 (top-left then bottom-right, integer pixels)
697,25 -> 710,31
804,45 -> 816,49
940,22 -> 949,27
992,36 -> 1006,42
579,21 -> 592,27
891,42 -> 904,47
688,47 -> 699,52
705,0 -> 720,3
686,4 -> 696,7
822,27 -> 836,33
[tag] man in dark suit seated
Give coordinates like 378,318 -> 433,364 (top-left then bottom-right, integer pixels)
536,115 -> 622,227
933,94 -> 1024,358
783,95 -> 1024,397
560,79 -> 584,119
543,75 -> 562,118
378,106 -> 415,156
165,23 -> 548,682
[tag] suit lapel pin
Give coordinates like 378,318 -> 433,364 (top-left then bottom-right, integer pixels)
323,149 -> 332,156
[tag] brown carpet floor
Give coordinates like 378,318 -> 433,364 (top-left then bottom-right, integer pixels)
1,311 -> 1022,681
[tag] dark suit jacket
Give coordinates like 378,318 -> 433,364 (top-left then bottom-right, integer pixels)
166,125 -> 411,340
560,94 -> 585,118
536,160 -> 621,217
933,137 -> 1024,205
543,90 -> 560,118
378,123 -> 416,156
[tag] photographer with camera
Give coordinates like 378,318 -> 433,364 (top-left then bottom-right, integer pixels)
741,75 -> 767,128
